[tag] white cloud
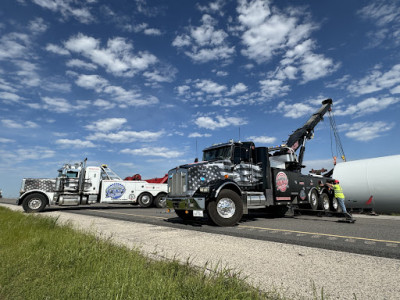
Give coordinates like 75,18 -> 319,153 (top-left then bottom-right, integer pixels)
247,135 -> 276,144
56,139 -> 96,148
121,147 -> 181,158
29,17 -> 48,34
0,137 -> 15,143
195,115 -> 247,130
172,14 -> 234,63
338,121 -> 394,141
64,33 -> 158,77
0,92 -> 22,103
227,83 -> 248,95
347,64 -> 400,96
87,130 -> 164,143
0,32 -> 30,60
41,96 -> 74,113
66,59 -> 97,70
358,1 -> 400,47
276,101 -> 315,119
143,28 -> 162,36
32,0 -> 95,24
1,119 -> 39,129
237,0 -> 338,84
260,79 -> 290,99
45,43 -> 70,55
93,99 -> 116,109
195,79 -> 227,94
85,118 -> 128,132
0,147 -> 55,162
75,74 -> 108,91
188,132 -> 212,138
335,96 -> 400,117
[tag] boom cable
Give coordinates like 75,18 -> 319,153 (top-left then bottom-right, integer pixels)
328,111 -> 346,162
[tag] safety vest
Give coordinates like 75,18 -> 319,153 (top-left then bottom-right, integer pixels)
333,184 -> 345,198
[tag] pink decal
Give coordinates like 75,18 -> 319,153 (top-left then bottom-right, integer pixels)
276,172 -> 289,192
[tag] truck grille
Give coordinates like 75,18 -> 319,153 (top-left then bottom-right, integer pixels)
168,169 -> 187,196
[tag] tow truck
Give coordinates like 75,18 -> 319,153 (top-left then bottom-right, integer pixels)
18,160 -> 167,212
166,99 -> 340,226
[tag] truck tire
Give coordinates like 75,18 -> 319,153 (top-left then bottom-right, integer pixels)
309,190 -> 319,211
22,193 -> 47,213
138,193 -> 153,208
154,193 -> 167,208
330,198 -> 341,212
207,190 -> 243,226
319,193 -> 330,211
175,209 -> 194,220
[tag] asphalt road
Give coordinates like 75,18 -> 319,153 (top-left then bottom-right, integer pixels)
3,198 -> 399,260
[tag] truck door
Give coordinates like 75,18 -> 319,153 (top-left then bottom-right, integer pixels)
85,167 -> 101,194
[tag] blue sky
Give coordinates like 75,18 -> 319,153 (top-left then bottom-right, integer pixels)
1,0 -> 399,197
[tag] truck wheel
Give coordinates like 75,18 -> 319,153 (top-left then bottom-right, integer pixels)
174,209 -> 194,220
154,193 -> 167,208
138,193 -> 153,208
330,198 -> 341,212
22,193 -> 47,213
309,190 -> 319,211
319,193 -> 330,211
207,190 -> 243,226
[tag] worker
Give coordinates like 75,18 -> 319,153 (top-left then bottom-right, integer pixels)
327,179 -> 354,221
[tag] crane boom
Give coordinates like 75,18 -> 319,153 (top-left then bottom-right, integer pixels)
284,98 -> 332,171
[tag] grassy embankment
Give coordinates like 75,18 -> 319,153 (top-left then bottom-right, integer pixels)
0,206 -> 283,300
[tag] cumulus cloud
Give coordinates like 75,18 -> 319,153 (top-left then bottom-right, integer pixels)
188,132 -> 212,138
56,139 -> 96,148
347,64 -> 400,96
335,96 -> 400,118
172,14 -> 235,63
63,33 -> 158,77
87,130 -> 164,143
338,121 -> 394,141
195,115 -> 247,130
276,101 -> 315,118
0,137 -> 15,143
237,0 -> 339,91
247,135 -> 276,144
358,1 -> 400,47
1,119 -> 39,129
75,74 -> 159,106
31,0 -> 95,24
66,59 -> 97,70
85,118 -> 128,132
121,147 -> 181,158
0,147 -> 55,162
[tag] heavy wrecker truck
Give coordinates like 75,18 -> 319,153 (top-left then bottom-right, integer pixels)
18,160 -> 167,213
166,99 -> 339,226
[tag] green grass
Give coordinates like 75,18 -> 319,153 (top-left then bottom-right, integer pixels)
0,207 -> 283,300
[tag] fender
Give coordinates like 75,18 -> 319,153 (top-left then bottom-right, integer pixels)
18,190 -> 51,206
209,179 -> 242,199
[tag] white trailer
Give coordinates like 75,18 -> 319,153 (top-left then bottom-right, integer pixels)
332,155 -> 400,214
18,160 -> 167,212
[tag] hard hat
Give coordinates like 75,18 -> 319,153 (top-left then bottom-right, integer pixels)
334,179 -> 340,184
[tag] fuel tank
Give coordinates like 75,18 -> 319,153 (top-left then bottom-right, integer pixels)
332,155 -> 400,214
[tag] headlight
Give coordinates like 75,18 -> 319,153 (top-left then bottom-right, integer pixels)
199,186 -> 210,193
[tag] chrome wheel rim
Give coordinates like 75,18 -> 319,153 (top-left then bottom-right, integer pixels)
29,198 -> 42,210
141,195 -> 151,205
332,198 -> 338,210
323,195 -> 330,210
217,198 -> 236,219
311,193 -> 317,206
158,197 -> 166,207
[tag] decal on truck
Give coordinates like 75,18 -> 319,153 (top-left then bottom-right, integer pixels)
106,183 -> 126,199
276,172 -> 289,192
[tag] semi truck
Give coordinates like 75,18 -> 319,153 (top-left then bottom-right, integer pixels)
166,99 -> 338,226
18,160 -> 167,213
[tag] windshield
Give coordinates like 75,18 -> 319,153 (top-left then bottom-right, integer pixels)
101,167 -> 121,180
203,146 -> 232,162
